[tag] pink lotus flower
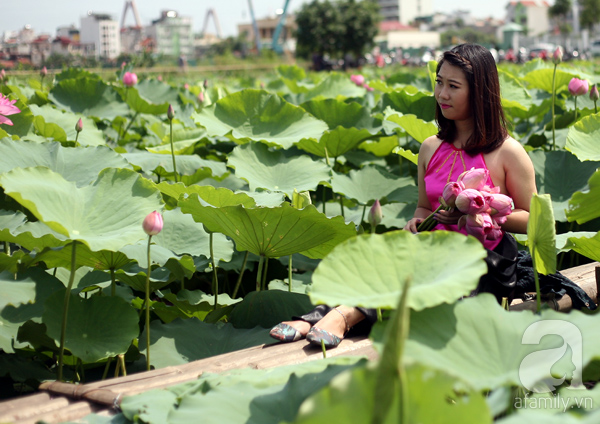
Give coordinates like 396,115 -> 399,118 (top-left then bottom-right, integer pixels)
486,192 -> 512,217
364,84 -> 374,92
350,74 -> 365,86
455,188 -> 487,215
184,83 -> 190,90
198,91 -> 205,103
568,78 -> 588,96
143,211 -> 163,235
123,72 -> 138,87
458,213 -> 493,243
75,118 -> 83,133
488,218 -> 503,240
368,199 -> 382,228
457,167 -> 489,191
0,94 -> 21,126
441,181 -> 464,208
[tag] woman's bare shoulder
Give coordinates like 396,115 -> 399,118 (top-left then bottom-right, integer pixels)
419,136 -> 443,166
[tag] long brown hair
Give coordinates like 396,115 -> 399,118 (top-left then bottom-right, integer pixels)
435,43 -> 507,154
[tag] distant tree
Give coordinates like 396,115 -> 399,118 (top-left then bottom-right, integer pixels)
441,28 -> 498,47
295,0 -> 380,60
580,0 -> 600,30
548,0 -> 572,34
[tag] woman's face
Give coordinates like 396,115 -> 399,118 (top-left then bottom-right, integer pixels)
435,62 -> 471,122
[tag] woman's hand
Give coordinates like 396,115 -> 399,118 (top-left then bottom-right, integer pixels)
404,217 -> 424,233
433,208 -> 463,225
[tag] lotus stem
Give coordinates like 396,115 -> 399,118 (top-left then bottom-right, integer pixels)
551,63 -> 557,151
397,277 -> 411,424
531,253 -> 542,314
574,97 -> 578,122
361,204 -> 367,224
595,100 -> 598,114
110,268 -> 116,296
321,339 -> 327,358
114,355 -> 121,378
58,240 -> 78,381
3,241 -> 9,255
262,257 -> 269,291
339,195 -> 345,218
169,118 -> 178,182
256,255 -> 264,292
232,251 -> 249,298
118,354 -> 127,377
322,188 -> 327,214
209,232 -> 218,310
377,308 -> 382,321
145,235 -> 152,371
417,204 -> 444,232
101,357 -> 112,380
118,111 -> 139,144
288,255 -> 293,292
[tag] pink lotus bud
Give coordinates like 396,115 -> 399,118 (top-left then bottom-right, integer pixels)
481,185 -> 500,195
486,193 -> 512,217
260,82 -> 265,89
552,46 -> 563,65
157,75 -> 163,82
121,62 -> 127,69
368,199 -> 382,228
167,104 -> 175,120
0,93 -> 21,126
143,211 -> 163,235
203,79 -> 209,89
184,83 -> 190,90
350,74 -> 365,86
488,218 -> 503,240
198,91 -> 204,103
0,69 -> 5,80
364,84 -> 374,92
441,181 -> 464,208
75,118 -> 83,133
41,66 -> 47,77
457,167 -> 489,191
123,72 -> 138,87
568,78 -> 588,96
459,213 -> 492,244
590,85 -> 599,102
455,188 -> 487,215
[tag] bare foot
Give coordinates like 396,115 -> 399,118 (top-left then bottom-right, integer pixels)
313,306 -> 365,339
280,320 -> 312,337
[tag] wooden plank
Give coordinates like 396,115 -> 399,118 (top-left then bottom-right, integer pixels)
11,401 -> 98,424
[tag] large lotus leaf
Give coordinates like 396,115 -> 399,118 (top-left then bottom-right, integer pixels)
567,170 -> 600,224
227,142 -> 330,197
566,113 -> 600,162
498,410 -> 600,424
330,167 -> 417,205
228,290 -> 314,329
122,151 -> 226,178
34,242 -> 133,271
278,64 -> 307,81
0,95 -> 34,138
300,98 -> 379,131
295,362 -> 490,424
48,77 -> 130,120
562,232 -> 600,262
522,68 -> 576,93
527,194 -> 557,275
499,69 -> 533,111
136,79 -> 180,104
358,135 -> 400,157
0,167 -> 163,252
0,210 -> 68,251
404,294 -> 600,391
55,67 -> 100,82
0,267 -> 64,353
115,265 -> 174,293
243,190 -> 286,207
296,127 -> 375,158
384,112 -> 438,143
0,272 -> 37,309
29,104 -> 106,146
141,318 -> 274,368
193,89 -> 328,148
528,149 -> 599,222
146,127 -> 208,154
116,86 -> 169,115
0,138 -> 131,186
380,87 -> 436,121
33,115 -> 67,142
158,182 -> 256,208
309,231 -> 487,310
179,200 -> 356,259
380,202 -> 416,229
151,290 -> 239,324
43,290 -> 139,363
296,73 -> 367,103
0,353 -> 57,384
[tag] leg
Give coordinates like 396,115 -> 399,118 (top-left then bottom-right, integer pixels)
306,306 -> 367,348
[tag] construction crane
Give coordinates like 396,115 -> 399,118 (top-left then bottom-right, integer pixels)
272,0 -> 291,54
201,8 -> 223,39
120,0 -> 142,29
247,0 -> 262,53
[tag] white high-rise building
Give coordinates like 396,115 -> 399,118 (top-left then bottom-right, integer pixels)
377,0 -> 433,25
146,10 -> 193,58
80,12 -> 121,60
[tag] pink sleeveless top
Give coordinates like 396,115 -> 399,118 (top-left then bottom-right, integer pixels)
424,141 -> 503,250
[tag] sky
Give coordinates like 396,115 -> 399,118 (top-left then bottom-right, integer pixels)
1,0 -> 509,38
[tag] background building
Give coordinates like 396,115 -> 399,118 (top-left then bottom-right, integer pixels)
80,12 -> 121,60
505,0 -> 550,37
377,0 -> 433,25
145,10 -> 193,58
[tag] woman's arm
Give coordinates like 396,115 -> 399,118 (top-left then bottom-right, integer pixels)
404,137 -> 438,233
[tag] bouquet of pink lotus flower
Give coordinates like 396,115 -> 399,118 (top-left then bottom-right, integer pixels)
417,167 -> 513,243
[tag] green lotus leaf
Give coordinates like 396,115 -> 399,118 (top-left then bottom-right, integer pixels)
193,89 -> 328,148
277,64 -> 307,81
34,243 -> 133,271
309,231 -> 487,310
146,127 -> 207,154
227,142 -> 330,197
136,79 -> 180,104
566,113 -> 600,162
0,353 -> 57,384
29,104 -> 106,146
358,135 -> 400,157
295,363 -> 490,424
243,190 -> 286,207
141,318 -> 274,368
301,98 -> 380,131
384,112 -> 438,143
0,210 -> 68,251
567,170 -> 600,224
54,68 -> 100,82
115,265 -> 174,292
48,77 -> 130,120
43,290 -> 139,362
498,410 -> 600,424
179,200 -> 356,259
529,149 -> 599,222
0,267 -> 65,353
158,182 -> 256,208
380,202 -> 417,229
0,272 -> 37,309
380,87 -> 436,121
330,166 -> 417,205
0,167 -> 163,252
499,69 -> 533,111
33,115 -> 67,142
0,138 -> 131,186
296,127 -> 376,158
405,294 -> 600,391
115,86 -> 169,115
0,95 -> 34,137
528,193 -> 556,275
562,231 -> 600,262
522,68 -> 575,93
514,231 -> 598,254
122,151 -> 226,178
297,73 -> 366,103
228,290 -> 315,329
153,290 -> 241,323
394,147 -> 419,165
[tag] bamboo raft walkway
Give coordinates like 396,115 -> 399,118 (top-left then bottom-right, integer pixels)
1,262 -> 598,424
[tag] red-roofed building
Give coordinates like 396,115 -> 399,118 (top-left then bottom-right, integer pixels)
506,0 -> 550,36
